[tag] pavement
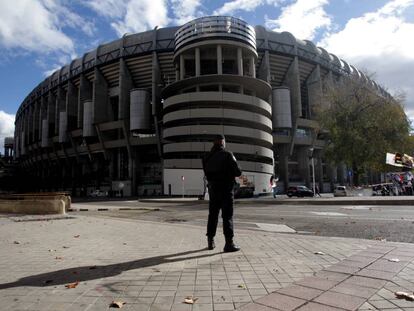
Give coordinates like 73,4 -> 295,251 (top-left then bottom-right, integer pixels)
138,194 -> 414,206
1,209 -> 414,311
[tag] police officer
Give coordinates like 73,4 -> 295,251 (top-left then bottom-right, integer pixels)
203,134 -> 242,252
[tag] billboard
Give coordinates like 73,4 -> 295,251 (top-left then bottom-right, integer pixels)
386,153 -> 413,169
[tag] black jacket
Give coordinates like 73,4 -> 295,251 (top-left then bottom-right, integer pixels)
203,145 -> 242,185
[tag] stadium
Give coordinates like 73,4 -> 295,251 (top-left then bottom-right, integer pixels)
13,16 -> 389,196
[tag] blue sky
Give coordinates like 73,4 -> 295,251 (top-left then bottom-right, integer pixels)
0,0 -> 414,150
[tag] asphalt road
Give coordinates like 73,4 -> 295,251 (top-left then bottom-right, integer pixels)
72,200 -> 414,243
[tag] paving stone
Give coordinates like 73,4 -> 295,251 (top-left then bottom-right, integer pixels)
314,291 -> 366,310
356,269 -> 396,281
331,283 -> 378,299
343,276 -> 386,289
296,302 -> 345,311
295,277 -> 338,291
276,285 -> 323,301
238,302 -> 277,311
255,292 -> 306,310
368,299 -> 398,309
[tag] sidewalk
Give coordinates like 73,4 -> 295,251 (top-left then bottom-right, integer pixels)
139,194 -> 414,206
0,214 -> 413,311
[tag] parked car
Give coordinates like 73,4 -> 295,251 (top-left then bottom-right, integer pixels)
89,189 -> 108,197
334,185 -> 347,197
287,186 -> 314,197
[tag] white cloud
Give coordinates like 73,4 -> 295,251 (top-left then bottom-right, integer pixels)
319,0 -> 414,114
85,0 -> 128,19
0,0 -> 74,53
213,0 -> 284,15
265,0 -> 331,40
0,111 -> 15,155
111,0 -> 170,36
171,0 -> 203,25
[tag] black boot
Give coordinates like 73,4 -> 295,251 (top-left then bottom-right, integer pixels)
207,237 -> 215,250
223,237 -> 240,252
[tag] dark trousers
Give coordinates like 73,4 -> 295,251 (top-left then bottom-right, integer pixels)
206,183 -> 234,239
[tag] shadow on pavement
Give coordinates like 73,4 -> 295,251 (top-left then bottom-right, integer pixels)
0,248 -> 216,290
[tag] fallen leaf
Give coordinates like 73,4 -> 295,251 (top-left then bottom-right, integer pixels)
13,241 -> 20,244
297,250 -> 304,254
395,291 -> 414,301
184,297 -> 198,304
65,281 -> 79,289
314,251 -> 325,255
123,243 -> 127,245
238,284 -> 246,289
388,258 -> 400,262
62,246 -> 70,249
74,235 -> 80,238
55,256 -> 63,260
110,301 -> 126,308
152,268 -> 161,272
374,237 -> 387,242
48,249 -> 56,252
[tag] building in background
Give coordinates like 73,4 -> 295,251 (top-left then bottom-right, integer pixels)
13,16 -> 390,196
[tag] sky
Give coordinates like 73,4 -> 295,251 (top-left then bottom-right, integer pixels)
0,0 -> 413,152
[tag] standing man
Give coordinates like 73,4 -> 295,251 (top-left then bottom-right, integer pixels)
203,134 -> 242,252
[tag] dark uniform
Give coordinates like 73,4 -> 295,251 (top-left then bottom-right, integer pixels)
203,135 -> 242,252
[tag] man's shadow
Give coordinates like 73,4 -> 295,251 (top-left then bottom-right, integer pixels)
0,248 -> 217,290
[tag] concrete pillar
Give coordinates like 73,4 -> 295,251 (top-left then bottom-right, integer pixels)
237,48 -> 243,76
47,91 -> 56,137
55,87 -> 65,135
93,67 -> 108,124
257,50 -> 271,83
307,65 -> 323,118
195,47 -> 200,76
32,101 -> 40,142
217,45 -> 222,75
298,147 -> 311,187
278,145 -> 290,193
315,150 -> 324,191
66,80 -> 78,130
250,55 -> 256,78
78,74 -> 92,128
180,54 -> 185,80
119,58 -> 134,122
283,57 -> 302,121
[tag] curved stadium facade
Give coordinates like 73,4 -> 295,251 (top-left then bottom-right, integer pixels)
14,16 -> 389,196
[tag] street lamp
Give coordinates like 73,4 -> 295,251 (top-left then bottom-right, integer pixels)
309,148 -> 316,196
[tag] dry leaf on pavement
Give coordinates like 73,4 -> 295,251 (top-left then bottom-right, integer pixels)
395,291 -> 414,301
314,251 -> 325,255
238,284 -> 246,289
73,235 -> 80,238
13,241 -> 20,244
55,256 -> 63,260
110,301 -> 126,308
388,258 -> 400,262
65,281 -> 79,289
184,297 -> 198,304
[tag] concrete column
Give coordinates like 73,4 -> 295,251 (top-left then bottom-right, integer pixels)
119,58 -> 134,122
55,87 -> 65,135
195,47 -> 200,76
298,147 -> 311,187
278,145 -> 290,193
315,150 -> 324,191
283,56 -> 302,120
237,48 -> 243,76
93,67 -> 108,124
307,65 -> 323,118
250,56 -> 256,78
217,45 -> 222,75
78,74 -> 92,128
32,101 -> 39,142
47,91 -> 56,137
66,80 -> 78,130
257,50 -> 271,83
337,162 -> 346,185
180,54 -> 185,80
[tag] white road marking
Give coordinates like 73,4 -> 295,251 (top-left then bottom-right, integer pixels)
310,212 -> 348,216
255,223 -> 296,233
